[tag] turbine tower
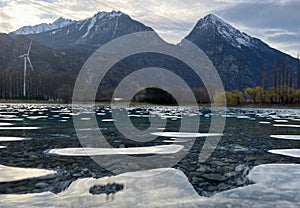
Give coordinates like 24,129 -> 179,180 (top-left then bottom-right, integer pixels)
19,40 -> 34,98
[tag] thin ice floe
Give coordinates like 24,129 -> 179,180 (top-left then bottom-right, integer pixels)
259,121 -> 271,124
0,127 -> 41,130
48,145 -> 184,156
0,118 -> 24,121
0,137 -> 29,141
80,118 -> 91,121
273,124 -> 300,128
162,140 -> 187,143
270,135 -> 300,140
0,165 -> 56,183
1,164 -> 300,207
0,122 -> 13,126
274,120 -> 288,123
268,149 -> 300,158
151,132 -> 222,138
101,119 -> 115,122
27,116 -> 48,120
237,116 -> 250,119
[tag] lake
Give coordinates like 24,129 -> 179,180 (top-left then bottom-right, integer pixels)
0,104 -> 300,207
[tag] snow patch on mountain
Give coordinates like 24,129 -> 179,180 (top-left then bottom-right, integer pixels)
82,16 -> 97,39
80,11 -> 123,39
196,14 -> 252,48
11,17 -> 75,36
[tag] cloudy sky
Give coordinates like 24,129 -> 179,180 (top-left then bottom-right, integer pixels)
0,0 -> 299,57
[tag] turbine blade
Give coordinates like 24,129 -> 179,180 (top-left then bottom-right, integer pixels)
19,55 -> 25,58
27,57 -> 34,71
27,40 -> 32,54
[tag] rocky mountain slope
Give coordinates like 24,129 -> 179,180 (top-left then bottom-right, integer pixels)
21,11 -> 153,51
183,14 -> 297,90
5,12 -> 299,91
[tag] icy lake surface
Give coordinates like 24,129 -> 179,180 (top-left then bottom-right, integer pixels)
1,165 -> 300,207
0,105 -> 300,207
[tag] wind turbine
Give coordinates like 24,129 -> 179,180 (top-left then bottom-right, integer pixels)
19,40 -> 34,98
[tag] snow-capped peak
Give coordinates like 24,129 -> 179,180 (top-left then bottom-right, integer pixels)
78,10 -> 125,39
196,14 -> 252,48
10,17 -> 75,36
93,10 -> 124,20
53,17 -> 73,25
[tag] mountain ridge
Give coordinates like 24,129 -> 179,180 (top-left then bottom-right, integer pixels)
13,10 -> 153,51
183,13 -> 297,90
3,12 -> 299,91
10,17 -> 75,36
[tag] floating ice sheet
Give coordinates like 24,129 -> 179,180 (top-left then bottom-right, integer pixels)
0,122 -> 13,126
162,140 -> 187,143
0,127 -> 41,130
0,137 -> 29,141
101,119 -> 115,122
1,164 -> 300,207
48,145 -> 184,156
273,124 -> 300,128
270,135 -> 300,140
0,165 -> 56,183
27,116 -> 48,120
274,120 -> 288,123
247,163 -> 300,185
0,118 -> 24,121
268,149 -> 300,158
259,121 -> 271,124
237,116 -> 250,119
151,132 -> 222,138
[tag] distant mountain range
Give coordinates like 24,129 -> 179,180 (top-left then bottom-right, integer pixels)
14,11 -> 153,51
11,17 -> 75,36
1,11 -> 298,91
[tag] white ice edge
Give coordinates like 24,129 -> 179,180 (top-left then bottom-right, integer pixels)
0,122 -> 13,126
0,165 -> 57,183
151,132 -> 223,138
101,119 -> 115,122
27,116 -> 48,120
0,127 -> 41,130
268,149 -> 300,158
1,164 -> 300,207
270,135 -> 300,140
0,118 -> 24,121
273,124 -> 300,128
162,140 -> 188,143
274,120 -> 288,123
259,121 -> 271,124
48,145 -> 184,156
0,137 -> 29,141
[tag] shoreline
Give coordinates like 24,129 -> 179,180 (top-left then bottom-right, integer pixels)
1,100 -> 300,109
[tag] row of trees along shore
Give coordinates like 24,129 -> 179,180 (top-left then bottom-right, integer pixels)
214,56 -> 300,106
0,69 -> 76,102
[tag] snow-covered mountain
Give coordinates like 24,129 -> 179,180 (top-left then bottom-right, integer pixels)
5,12 -> 298,91
183,14 -> 297,90
23,11 -> 153,50
195,14 -> 259,48
10,17 -> 75,36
